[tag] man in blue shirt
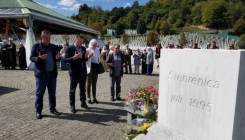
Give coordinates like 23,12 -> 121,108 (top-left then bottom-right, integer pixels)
30,30 -> 61,119
65,34 -> 93,113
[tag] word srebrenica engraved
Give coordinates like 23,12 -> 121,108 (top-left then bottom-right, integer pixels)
167,71 -> 218,113
168,71 -> 220,89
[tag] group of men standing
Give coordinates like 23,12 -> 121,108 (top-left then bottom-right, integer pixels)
1,38 -> 27,70
30,30 -> 96,119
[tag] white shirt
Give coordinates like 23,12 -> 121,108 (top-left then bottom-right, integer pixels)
90,47 -> 100,64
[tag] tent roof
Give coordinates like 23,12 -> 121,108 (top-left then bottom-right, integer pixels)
0,0 -> 100,35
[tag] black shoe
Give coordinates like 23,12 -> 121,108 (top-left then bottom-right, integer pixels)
93,98 -> 99,104
137,73 -> 140,74
4,67 -> 7,69
36,112 -> 42,119
87,100 -> 93,104
50,109 -> 61,116
124,72 -> 128,74
111,97 -> 115,101
81,104 -> 90,110
130,72 -> 132,74
116,96 -> 122,101
70,106 -> 77,113
11,67 -> 16,70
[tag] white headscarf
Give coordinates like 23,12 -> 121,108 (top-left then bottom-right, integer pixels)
89,39 -> 98,48
147,47 -> 152,52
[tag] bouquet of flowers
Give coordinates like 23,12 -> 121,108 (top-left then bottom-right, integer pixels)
121,118 -> 156,140
125,82 -> 158,120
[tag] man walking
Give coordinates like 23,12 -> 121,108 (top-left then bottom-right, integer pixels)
30,30 -> 61,119
65,34 -> 93,113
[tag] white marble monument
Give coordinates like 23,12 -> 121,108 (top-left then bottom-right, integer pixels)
136,49 -> 245,140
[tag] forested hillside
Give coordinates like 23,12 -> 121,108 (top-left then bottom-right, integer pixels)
70,0 -> 245,36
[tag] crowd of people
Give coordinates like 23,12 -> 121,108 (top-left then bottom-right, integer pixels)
165,41 -> 236,50
28,30 -> 163,119
0,38 -> 27,70
3,31 -> 238,120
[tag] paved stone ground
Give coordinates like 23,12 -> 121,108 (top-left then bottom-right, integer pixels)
0,66 -> 159,140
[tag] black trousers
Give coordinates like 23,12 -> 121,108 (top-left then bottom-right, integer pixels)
110,76 -> 121,97
124,58 -> 132,73
69,74 -> 87,106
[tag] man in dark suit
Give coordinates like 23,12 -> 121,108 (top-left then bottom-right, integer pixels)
65,34 -> 93,113
9,38 -> 17,70
30,30 -> 61,119
123,44 -> 133,74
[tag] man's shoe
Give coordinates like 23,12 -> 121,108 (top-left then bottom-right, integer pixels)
81,104 -> 90,110
93,98 -> 99,104
36,112 -> 42,119
111,97 -> 115,101
70,106 -> 77,113
87,100 -> 93,104
50,109 -> 61,116
116,96 -> 122,101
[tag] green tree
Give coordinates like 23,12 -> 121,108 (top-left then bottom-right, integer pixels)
178,32 -> 188,46
160,20 -> 171,35
237,34 -> 245,49
115,18 -> 125,36
137,18 -> 147,35
191,2 -> 203,25
202,1 -> 227,28
147,30 -> 159,46
121,33 -> 130,45
132,1 -> 140,9
90,22 -> 103,32
155,19 -> 161,33
233,18 -> 245,36
151,15 -> 157,30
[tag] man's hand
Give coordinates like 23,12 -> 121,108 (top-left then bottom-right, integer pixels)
109,63 -> 115,67
56,52 -> 60,60
39,53 -> 47,60
122,63 -> 126,67
2,48 -> 6,51
73,51 -> 82,60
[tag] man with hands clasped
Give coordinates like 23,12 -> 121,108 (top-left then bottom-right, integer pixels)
65,34 -> 94,113
30,30 -> 61,119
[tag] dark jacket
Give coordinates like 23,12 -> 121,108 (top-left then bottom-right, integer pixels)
122,48 -> 133,59
106,52 -> 125,77
30,42 -> 59,78
64,45 -> 87,77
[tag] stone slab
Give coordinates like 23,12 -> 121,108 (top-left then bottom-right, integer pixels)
157,50 -> 245,140
134,123 -> 193,140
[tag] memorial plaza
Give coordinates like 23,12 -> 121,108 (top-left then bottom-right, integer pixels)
0,67 -> 159,140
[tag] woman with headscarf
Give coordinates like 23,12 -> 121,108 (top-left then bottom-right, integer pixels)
146,47 -> 154,75
60,44 -> 69,70
100,46 -> 108,72
133,48 -> 141,74
86,39 -> 100,104
18,42 -> 27,70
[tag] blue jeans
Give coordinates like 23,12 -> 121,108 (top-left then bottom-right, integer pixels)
147,64 -> 153,74
35,72 -> 57,113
